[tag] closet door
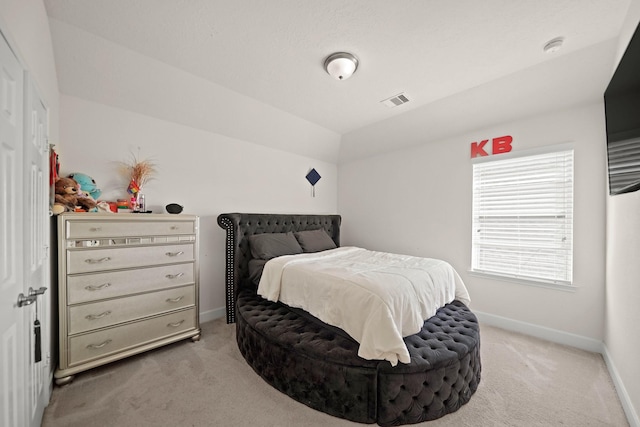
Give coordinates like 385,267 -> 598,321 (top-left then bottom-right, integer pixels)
0,31 -> 27,427
24,74 -> 50,427
0,31 -> 50,427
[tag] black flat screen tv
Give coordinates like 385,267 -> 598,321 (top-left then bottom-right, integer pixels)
605,21 -> 640,195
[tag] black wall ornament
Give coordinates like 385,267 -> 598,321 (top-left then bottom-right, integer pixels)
306,168 -> 321,197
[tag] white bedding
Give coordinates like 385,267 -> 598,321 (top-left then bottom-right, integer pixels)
257,246 -> 470,366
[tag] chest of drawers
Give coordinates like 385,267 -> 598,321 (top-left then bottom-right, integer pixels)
54,213 -> 200,385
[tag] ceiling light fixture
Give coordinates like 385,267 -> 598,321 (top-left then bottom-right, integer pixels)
543,37 -> 565,54
324,52 -> 359,80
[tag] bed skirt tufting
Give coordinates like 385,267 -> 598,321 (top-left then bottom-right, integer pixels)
236,290 -> 481,426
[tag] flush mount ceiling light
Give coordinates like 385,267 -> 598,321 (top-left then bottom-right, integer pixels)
543,37 -> 565,53
324,52 -> 359,80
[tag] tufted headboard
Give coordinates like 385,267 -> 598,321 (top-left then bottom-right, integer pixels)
217,213 -> 341,323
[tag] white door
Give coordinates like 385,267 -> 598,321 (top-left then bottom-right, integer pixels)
0,31 -> 49,427
0,30 -> 27,427
24,74 -> 50,427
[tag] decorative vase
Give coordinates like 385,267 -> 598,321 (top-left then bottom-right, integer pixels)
135,192 -> 146,212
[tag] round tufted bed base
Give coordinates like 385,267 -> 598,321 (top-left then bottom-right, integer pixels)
218,213 -> 481,426
236,290 -> 481,426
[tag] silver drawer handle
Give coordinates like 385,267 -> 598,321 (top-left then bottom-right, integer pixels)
85,311 -> 112,320
165,251 -> 184,257
85,283 -> 111,291
89,227 -> 102,232
166,296 -> 184,303
84,257 -> 111,264
167,320 -> 185,328
86,339 -> 112,349
165,273 -> 184,279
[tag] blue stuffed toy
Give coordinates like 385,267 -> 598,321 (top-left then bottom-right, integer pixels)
68,172 -> 102,201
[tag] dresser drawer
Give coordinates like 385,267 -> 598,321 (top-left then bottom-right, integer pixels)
67,263 -> 194,304
66,220 -> 195,239
55,213 -> 200,384
68,308 -> 196,367
67,243 -> 194,274
68,285 -> 195,334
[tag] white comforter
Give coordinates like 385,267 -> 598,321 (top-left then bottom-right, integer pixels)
257,246 -> 470,366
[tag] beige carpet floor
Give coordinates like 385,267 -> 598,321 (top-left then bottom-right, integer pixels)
42,318 -> 629,427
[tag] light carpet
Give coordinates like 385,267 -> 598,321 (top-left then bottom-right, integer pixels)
42,318 -> 629,426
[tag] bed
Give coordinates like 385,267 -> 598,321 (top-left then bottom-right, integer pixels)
217,213 -> 481,426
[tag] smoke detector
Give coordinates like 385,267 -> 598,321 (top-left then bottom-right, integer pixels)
381,93 -> 410,108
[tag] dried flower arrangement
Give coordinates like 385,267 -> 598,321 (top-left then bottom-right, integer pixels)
120,152 -> 157,195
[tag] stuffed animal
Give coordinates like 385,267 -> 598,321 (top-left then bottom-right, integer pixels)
53,177 -> 79,214
52,177 -> 97,215
68,172 -> 102,201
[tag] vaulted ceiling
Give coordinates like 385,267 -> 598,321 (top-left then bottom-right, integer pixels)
44,0 -> 633,160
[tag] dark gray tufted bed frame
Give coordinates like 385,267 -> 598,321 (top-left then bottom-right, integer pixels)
217,213 -> 481,426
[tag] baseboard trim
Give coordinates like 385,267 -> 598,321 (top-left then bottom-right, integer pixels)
474,310 -> 603,353
199,307 -> 226,324
602,345 -> 640,427
475,310 -> 638,427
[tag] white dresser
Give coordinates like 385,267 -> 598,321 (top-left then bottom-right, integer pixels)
54,213 -> 200,385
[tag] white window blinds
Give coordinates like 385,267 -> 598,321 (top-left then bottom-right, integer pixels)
471,149 -> 574,284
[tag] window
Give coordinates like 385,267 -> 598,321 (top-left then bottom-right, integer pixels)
471,148 -> 574,285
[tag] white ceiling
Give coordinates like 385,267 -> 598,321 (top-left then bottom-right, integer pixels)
44,0 -> 631,141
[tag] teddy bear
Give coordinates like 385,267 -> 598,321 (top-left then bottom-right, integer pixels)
52,177 -> 97,215
68,172 -> 102,201
53,177 -> 78,214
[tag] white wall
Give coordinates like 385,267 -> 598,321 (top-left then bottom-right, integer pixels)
59,95 -> 338,319
50,8 -> 342,321
48,18 -> 341,164
339,102 -> 607,341
0,0 -> 59,139
605,0 -> 640,425
339,39 -> 617,164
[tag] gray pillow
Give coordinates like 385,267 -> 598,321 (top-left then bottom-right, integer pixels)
248,259 -> 268,285
248,232 -> 303,260
294,229 -> 337,253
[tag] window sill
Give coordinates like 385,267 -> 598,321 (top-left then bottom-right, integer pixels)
467,270 -> 577,292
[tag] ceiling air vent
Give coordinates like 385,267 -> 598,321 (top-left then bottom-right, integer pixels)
381,92 -> 410,108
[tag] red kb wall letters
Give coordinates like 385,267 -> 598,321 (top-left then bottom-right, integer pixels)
471,135 -> 513,158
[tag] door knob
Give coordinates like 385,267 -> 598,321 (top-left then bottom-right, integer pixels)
17,287 -> 48,308
29,286 -> 47,297
17,293 -> 37,307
